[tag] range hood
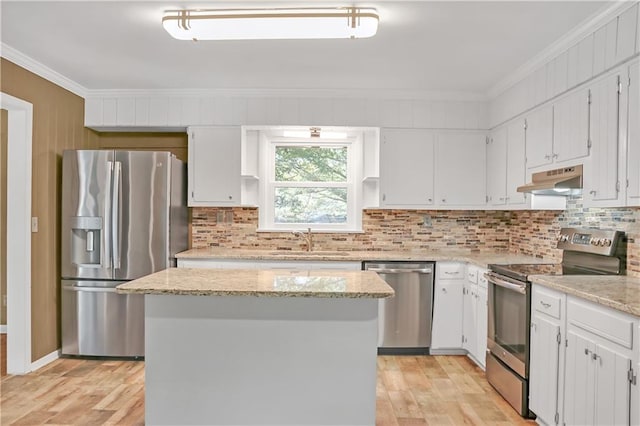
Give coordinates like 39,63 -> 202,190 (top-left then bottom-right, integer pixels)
517,165 -> 583,196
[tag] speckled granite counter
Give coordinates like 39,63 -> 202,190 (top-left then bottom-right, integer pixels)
176,247 -> 553,269
530,275 -> 640,317
116,267 -> 394,298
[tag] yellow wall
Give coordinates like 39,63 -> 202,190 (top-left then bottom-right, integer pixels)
1,58 -> 90,361
0,109 -> 6,326
90,131 -> 187,161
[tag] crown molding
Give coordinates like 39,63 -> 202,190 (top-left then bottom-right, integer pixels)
85,87 -> 488,102
1,43 -> 88,98
487,1 -> 634,99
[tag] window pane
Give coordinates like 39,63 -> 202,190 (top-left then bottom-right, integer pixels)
275,146 -> 347,182
275,187 -> 347,224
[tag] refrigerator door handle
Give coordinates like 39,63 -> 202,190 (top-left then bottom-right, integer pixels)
112,161 -> 122,269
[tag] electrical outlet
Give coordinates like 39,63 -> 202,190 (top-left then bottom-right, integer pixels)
31,217 -> 39,233
422,215 -> 432,228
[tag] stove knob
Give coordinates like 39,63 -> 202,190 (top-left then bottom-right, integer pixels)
603,239 -> 612,247
590,238 -> 598,245
597,238 -> 606,246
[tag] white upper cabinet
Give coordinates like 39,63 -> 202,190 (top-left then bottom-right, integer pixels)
553,88 -> 591,164
584,71 -> 623,206
525,105 -> 554,169
379,129 -> 435,207
627,60 -> 640,205
505,119 -> 527,206
188,126 -> 241,206
487,121 -> 527,209
487,127 -> 507,206
435,132 -> 487,207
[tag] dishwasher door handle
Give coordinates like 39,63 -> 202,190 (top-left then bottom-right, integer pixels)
367,268 -> 433,274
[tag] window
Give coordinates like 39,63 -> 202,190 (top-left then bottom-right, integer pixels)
258,129 -> 364,232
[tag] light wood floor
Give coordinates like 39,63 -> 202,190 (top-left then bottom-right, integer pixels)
0,355 -> 535,425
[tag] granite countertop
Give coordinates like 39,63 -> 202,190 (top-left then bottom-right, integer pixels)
116,268 -> 395,299
176,248 -> 554,269
530,275 -> 640,317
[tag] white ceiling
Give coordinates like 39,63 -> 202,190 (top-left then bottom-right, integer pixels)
1,1 -> 608,95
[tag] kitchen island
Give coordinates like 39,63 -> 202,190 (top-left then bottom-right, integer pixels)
117,268 -> 394,426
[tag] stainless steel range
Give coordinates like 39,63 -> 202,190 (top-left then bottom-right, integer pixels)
485,227 -> 626,417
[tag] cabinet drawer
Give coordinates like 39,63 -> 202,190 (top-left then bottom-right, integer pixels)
532,288 -> 562,319
567,297 -> 635,349
466,266 -> 478,284
437,263 -> 465,280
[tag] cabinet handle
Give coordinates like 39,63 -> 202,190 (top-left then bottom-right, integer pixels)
442,288 -> 447,293
441,198 -> 446,203
584,348 -> 591,356
591,353 -> 601,362
544,154 -> 551,160
589,190 -> 597,196
539,301 -> 551,309
552,153 -> 559,159
427,198 -> 433,203
228,195 -> 233,200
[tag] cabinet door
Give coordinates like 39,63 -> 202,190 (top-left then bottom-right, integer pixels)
627,61 -> 640,204
462,283 -> 477,354
436,133 -> 487,206
475,285 -> 487,368
529,314 -> 561,425
593,343 -> 631,426
505,119 -> 527,205
431,279 -> 464,349
553,89 -> 590,163
564,331 -> 596,426
525,105 -> 554,169
586,73 -> 621,204
487,128 -> 507,206
188,127 -> 241,206
380,129 -> 435,207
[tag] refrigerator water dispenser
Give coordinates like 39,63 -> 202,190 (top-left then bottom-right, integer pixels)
70,216 -> 102,266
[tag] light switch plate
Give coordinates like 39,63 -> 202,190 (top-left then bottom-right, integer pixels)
31,217 -> 38,233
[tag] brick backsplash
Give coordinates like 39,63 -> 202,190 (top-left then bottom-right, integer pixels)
191,199 -> 640,277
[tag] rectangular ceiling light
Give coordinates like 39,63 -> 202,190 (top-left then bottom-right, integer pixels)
162,7 -> 379,41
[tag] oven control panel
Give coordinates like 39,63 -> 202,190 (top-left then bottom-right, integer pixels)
557,228 -> 622,255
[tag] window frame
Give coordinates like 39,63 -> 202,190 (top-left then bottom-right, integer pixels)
258,132 -> 363,232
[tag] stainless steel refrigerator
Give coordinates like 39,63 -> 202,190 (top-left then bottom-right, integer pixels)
61,150 -> 187,357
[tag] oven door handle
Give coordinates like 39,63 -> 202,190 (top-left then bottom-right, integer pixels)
485,273 -> 526,294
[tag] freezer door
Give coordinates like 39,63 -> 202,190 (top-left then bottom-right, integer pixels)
61,150 -> 114,280
61,280 -> 144,357
113,151 -> 170,280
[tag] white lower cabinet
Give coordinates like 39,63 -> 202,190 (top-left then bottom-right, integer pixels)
475,276 -> 488,368
529,285 -> 566,426
564,296 -> 637,426
530,284 -> 639,426
432,262 -> 487,368
431,262 -> 465,351
462,278 -> 478,357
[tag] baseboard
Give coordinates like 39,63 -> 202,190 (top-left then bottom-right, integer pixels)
30,349 -> 60,371
429,348 -> 467,356
0,325 -> 6,334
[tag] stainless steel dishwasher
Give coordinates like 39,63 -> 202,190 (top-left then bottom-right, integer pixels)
363,261 -> 435,354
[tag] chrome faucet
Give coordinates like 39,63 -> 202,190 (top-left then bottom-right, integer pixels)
292,227 -> 313,252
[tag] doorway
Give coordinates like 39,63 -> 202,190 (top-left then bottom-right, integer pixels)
1,93 -> 33,374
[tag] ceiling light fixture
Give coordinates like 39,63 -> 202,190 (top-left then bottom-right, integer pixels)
162,7 -> 379,41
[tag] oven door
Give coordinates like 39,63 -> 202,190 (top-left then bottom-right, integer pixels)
486,272 -> 530,379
